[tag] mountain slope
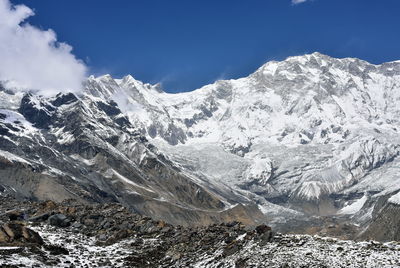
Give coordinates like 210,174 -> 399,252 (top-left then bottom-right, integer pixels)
0,89 -> 264,226
83,52 -> 400,232
1,52 -> 400,238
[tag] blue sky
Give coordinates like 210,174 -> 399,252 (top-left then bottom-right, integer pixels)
11,0 -> 400,93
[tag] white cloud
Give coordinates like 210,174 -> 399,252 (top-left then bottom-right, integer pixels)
292,0 -> 308,4
0,0 -> 87,96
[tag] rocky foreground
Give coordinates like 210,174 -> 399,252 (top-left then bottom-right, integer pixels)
0,197 -> 400,268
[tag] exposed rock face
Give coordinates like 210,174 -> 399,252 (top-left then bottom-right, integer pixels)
18,93 -> 54,129
359,202 -> 400,241
0,90 -> 264,226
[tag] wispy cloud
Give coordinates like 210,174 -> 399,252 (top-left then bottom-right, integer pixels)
0,0 -> 87,96
291,0 -> 308,5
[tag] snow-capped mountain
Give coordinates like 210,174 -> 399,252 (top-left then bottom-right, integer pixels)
0,88 -> 264,226
84,52 -> 400,231
2,52 -> 400,239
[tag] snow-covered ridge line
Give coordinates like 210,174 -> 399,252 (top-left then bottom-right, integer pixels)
89,52 -> 400,95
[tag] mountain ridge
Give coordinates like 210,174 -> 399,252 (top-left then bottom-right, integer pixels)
1,52 -> 400,240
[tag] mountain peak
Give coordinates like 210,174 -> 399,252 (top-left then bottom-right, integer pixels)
121,74 -> 137,83
96,74 -> 114,81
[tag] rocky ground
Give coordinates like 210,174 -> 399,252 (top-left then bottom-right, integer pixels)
0,196 -> 399,267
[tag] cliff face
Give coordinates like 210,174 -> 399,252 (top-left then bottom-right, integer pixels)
359,194 -> 400,242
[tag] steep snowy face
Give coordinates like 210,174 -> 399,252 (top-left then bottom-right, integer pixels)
0,86 -> 268,226
86,53 -> 400,152
83,53 -> 400,224
85,74 -> 186,145
185,53 -> 400,152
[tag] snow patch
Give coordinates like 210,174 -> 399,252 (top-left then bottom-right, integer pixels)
0,149 -> 29,164
338,195 -> 368,215
388,192 -> 400,205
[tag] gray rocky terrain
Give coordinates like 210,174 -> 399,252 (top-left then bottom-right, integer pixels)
1,196 -> 399,268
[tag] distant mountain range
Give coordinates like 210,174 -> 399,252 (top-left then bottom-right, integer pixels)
2,52 -> 400,240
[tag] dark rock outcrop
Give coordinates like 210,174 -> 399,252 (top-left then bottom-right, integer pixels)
48,214 -> 71,228
18,94 -> 54,128
359,202 -> 400,241
0,222 -> 43,245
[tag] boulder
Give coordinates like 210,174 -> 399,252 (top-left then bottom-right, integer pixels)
101,220 -> 112,229
254,224 -> 274,246
258,230 -> 274,246
0,227 -> 10,243
225,221 -> 240,228
157,220 -> 167,228
22,226 -> 44,244
44,244 -> 69,255
3,223 -> 24,240
0,223 -> 43,244
255,224 -> 271,235
48,214 -> 71,227
71,222 -> 82,229
223,240 -> 242,257
29,212 -> 50,222
41,200 -> 57,211
98,234 -> 107,241
5,210 -> 26,221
